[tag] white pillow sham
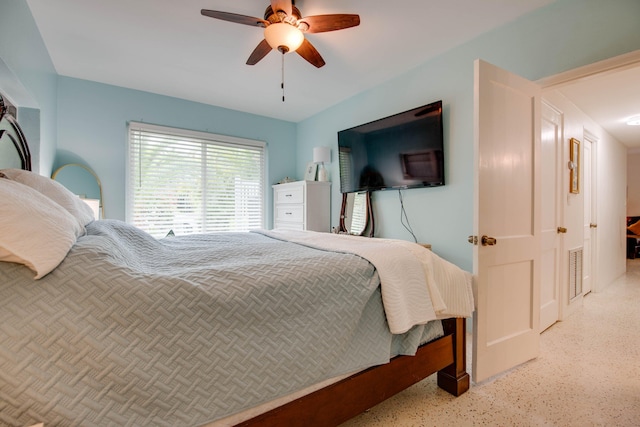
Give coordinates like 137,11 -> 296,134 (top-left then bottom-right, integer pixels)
0,168 -> 95,226
0,178 -> 84,279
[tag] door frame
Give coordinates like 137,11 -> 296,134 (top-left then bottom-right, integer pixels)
537,50 -> 640,90
583,130 -> 599,293
539,100 -> 564,332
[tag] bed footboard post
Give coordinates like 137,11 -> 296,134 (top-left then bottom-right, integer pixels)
437,318 -> 470,396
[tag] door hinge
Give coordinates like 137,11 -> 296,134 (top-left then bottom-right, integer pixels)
468,235 -> 478,245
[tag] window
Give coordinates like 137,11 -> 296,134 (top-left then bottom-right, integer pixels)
127,122 -> 266,238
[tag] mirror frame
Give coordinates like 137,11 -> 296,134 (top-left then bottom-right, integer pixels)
52,163 -> 104,219
339,191 -> 375,237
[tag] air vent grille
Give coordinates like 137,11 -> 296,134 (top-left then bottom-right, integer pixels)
569,248 -> 583,301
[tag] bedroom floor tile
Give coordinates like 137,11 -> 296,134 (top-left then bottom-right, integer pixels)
341,259 -> 640,427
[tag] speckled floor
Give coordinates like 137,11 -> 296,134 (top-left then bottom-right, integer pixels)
341,260 -> 640,427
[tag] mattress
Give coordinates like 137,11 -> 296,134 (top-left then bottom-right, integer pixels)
0,220 -> 447,426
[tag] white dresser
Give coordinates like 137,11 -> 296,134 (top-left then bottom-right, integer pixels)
273,181 -> 331,232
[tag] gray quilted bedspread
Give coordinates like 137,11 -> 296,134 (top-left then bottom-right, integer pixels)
0,220 -> 442,426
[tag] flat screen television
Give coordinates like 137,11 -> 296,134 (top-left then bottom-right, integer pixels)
337,100 -> 444,193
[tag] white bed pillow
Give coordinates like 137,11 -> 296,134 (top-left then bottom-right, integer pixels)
0,178 -> 84,279
0,168 -> 95,226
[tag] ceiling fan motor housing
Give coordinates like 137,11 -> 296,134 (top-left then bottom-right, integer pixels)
202,1 -> 359,68
264,5 -> 302,22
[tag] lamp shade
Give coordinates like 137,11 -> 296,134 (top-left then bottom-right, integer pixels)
264,23 -> 304,52
313,146 -> 331,164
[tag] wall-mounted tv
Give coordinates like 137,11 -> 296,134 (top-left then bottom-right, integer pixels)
337,100 -> 444,193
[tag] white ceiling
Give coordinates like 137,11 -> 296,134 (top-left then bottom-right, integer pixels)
554,65 -> 640,148
24,0 -> 640,147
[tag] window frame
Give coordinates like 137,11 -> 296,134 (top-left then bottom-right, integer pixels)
126,121 -> 267,236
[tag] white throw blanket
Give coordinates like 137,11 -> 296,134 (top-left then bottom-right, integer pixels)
255,229 -> 474,334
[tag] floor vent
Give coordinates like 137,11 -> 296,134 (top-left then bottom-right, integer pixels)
569,248 -> 583,301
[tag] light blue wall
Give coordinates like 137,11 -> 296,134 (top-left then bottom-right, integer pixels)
3,0 -> 640,267
55,77 -> 297,223
1,0 -> 297,223
296,0 -> 640,270
0,0 -> 58,174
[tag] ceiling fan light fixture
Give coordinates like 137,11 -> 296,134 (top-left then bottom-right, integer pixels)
264,23 -> 304,52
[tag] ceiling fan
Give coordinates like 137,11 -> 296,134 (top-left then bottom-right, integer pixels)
201,0 -> 360,68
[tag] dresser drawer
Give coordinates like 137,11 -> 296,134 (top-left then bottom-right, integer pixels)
274,221 -> 304,231
275,205 -> 304,223
274,185 -> 304,204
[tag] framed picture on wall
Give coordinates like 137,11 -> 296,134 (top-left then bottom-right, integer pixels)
304,162 -> 318,181
569,137 -> 580,194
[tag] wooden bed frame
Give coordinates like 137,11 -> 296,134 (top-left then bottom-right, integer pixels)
237,317 -> 469,426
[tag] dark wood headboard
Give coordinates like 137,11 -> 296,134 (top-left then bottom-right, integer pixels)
0,93 -> 31,171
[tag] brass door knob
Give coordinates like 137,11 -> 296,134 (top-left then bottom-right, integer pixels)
557,227 -> 567,233
590,223 -> 598,228
481,235 -> 497,246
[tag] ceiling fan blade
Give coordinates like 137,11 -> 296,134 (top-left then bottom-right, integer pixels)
296,38 -> 325,68
270,0 -> 292,18
247,39 -> 273,65
201,9 -> 269,27
299,14 -> 360,33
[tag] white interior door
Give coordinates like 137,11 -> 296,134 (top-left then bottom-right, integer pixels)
583,134 -> 597,294
473,59 -> 541,383
540,101 -> 562,332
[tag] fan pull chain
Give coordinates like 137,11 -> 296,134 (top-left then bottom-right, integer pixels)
281,51 -> 285,102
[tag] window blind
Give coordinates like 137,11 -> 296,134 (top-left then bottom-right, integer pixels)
127,122 -> 266,238
350,192 -> 367,233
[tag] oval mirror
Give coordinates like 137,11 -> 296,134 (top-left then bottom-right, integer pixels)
339,191 -> 374,237
52,163 -> 103,219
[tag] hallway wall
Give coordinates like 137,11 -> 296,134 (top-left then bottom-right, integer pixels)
543,89 -> 627,306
